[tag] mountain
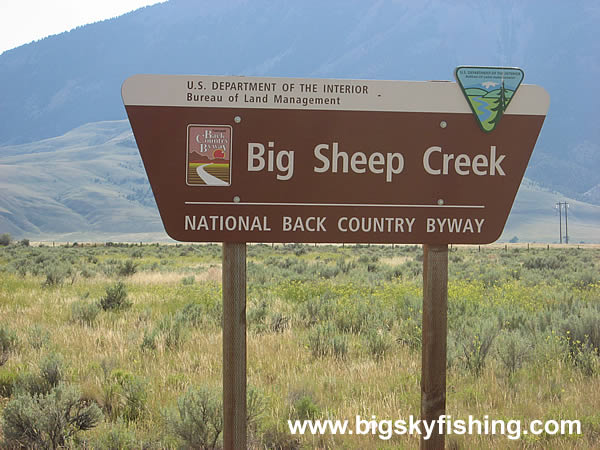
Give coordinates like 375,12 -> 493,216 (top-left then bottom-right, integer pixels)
501,179 -> 600,244
0,121 -> 163,239
0,0 -> 598,240
1,120 -> 598,243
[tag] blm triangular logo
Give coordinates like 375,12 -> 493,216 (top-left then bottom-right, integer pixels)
455,66 -> 524,133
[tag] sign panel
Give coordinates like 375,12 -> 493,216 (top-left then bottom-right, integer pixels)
122,74 -> 549,244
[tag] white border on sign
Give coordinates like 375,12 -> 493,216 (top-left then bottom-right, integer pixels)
123,74 -> 550,116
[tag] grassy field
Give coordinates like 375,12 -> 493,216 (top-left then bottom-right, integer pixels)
0,242 -> 599,448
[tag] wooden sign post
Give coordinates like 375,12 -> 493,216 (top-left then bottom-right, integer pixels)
421,244 -> 448,449
122,72 -> 548,448
222,242 -> 247,449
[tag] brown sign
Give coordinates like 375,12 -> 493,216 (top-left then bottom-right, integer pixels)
122,75 -> 549,244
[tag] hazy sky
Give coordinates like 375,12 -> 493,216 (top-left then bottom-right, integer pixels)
0,0 -> 166,54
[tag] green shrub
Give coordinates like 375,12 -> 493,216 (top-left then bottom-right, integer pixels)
564,334 -> 598,376
117,372 -> 147,423
358,254 -> 378,265
14,258 -> 29,277
14,372 -> 49,397
39,352 -> 64,390
140,329 -> 158,352
450,253 -> 464,263
91,420 -> 138,449
568,337 -> 598,376
495,330 -> 532,376
43,265 -> 68,287
27,325 -> 51,349
80,266 -> 96,278
1,383 -> 103,448
0,233 -> 10,246
246,385 -> 265,433
15,353 -> 65,396
307,322 -> 348,359
100,282 -> 131,311
248,300 -> 269,332
336,258 -> 355,274
0,326 -> 19,366
455,319 -> 499,376
0,368 -> 19,397
367,262 -> 380,273
101,260 -> 119,277
572,270 -> 600,289
156,315 -> 187,350
181,275 -> 195,285
384,265 -> 403,281
176,302 -> 205,326
364,329 -> 393,360
118,260 -> 138,277
334,300 -> 374,333
175,285 -> 222,327
259,426 -> 301,449
299,295 -> 335,327
523,254 -> 567,271
294,245 -> 307,256
315,264 -> 341,279
560,306 -> 600,358
292,394 -> 320,420
396,318 -> 422,350
168,386 -> 223,449
401,260 -> 422,277
71,300 -> 102,325
103,370 -> 147,423
480,266 -> 504,287
270,312 -> 289,333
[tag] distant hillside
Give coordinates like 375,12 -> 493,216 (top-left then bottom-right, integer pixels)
1,120 -> 598,243
0,0 -> 598,205
525,140 -> 600,205
0,121 -> 162,239
501,179 -> 600,243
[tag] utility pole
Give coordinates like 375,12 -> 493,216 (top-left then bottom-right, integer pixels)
556,202 -> 562,244
564,202 -> 569,244
556,202 -> 570,244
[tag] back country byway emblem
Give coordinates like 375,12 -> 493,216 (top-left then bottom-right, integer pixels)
186,125 -> 232,186
455,66 -> 524,133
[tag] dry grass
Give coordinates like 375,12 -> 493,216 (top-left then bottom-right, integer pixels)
380,256 -> 411,266
0,244 -> 599,448
127,265 -> 221,285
